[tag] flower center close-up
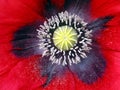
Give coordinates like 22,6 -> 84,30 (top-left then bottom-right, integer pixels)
37,11 -> 92,66
10,0 -> 116,88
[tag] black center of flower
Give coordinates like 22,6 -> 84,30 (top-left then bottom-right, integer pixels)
37,11 -> 92,66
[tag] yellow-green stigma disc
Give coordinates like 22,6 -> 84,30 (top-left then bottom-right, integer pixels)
53,26 -> 78,51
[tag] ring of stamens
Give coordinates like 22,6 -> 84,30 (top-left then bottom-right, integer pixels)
37,11 -> 92,66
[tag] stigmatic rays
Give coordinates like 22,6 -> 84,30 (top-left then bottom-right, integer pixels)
37,11 -> 92,66
53,26 -> 78,51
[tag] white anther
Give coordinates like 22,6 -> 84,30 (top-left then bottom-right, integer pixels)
44,21 -> 50,31
58,57 -> 62,65
68,56 -> 72,65
68,14 -> 74,26
42,50 -> 49,57
75,54 -> 81,63
80,52 -> 87,58
54,15 -> 60,27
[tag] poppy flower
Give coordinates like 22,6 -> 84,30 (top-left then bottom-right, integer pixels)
0,0 -> 120,90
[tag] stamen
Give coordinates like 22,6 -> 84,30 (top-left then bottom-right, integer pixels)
37,11 -> 93,66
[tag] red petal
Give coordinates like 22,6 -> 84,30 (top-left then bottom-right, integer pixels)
97,26 -> 120,51
91,0 -> 120,50
85,1 -> 120,90
51,0 -> 65,9
0,0 -> 45,89
0,0 -> 74,90
0,0 -> 45,34
91,0 -> 120,27
91,0 -> 120,17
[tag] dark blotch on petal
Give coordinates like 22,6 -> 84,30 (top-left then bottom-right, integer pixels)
45,0 -> 91,17
40,56 -> 65,87
68,46 -> 106,84
86,16 -> 113,31
13,23 -> 39,41
45,0 -> 61,17
12,22 -> 44,57
13,38 -> 40,49
64,0 -> 90,13
13,46 -> 43,57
